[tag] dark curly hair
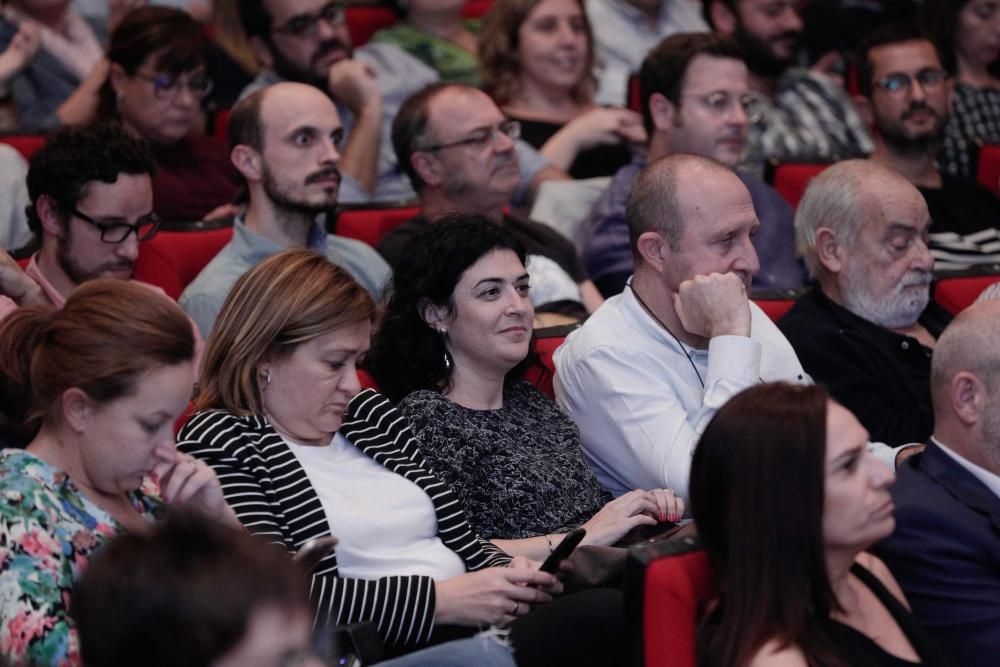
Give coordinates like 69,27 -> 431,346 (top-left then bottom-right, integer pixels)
366,214 -> 535,402
25,123 -> 155,237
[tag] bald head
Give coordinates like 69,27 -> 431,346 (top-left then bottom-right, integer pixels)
229,82 -> 338,153
626,153 -> 744,260
932,300 -> 1000,410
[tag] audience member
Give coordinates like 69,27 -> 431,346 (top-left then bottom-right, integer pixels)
555,154 -> 808,499
921,0 -> 1000,181
178,248 -> 625,664
704,0 -> 873,168
382,82 -> 601,321
0,279 -> 238,667
18,123 -> 161,308
367,217 -> 682,560
0,0 -> 109,131
238,0 -> 557,204
875,301 -> 1000,667
179,82 -> 390,337
480,0 -> 645,179
580,32 -> 806,297
691,383 -> 955,666
204,0 -> 259,108
99,6 -> 241,222
585,0 -> 707,105
0,144 -> 29,252
856,25 -> 1000,271
780,160 -> 948,449
372,0 -> 481,85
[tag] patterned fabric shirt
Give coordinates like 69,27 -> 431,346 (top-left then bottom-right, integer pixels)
371,20 -> 482,86
940,83 -> 1000,181
0,450 -> 161,667
399,381 -> 612,540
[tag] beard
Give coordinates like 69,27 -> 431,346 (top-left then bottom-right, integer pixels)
840,266 -> 931,329
874,101 -> 946,158
262,163 -> 340,218
57,226 -> 133,285
734,23 -> 799,79
267,36 -> 352,89
981,391 -> 1000,471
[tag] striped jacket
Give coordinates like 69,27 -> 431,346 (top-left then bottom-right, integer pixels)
176,389 -> 512,646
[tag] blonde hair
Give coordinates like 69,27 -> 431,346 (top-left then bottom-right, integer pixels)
195,249 -> 377,414
479,0 -> 596,106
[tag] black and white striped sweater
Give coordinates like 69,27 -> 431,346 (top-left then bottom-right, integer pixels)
176,389 -> 512,646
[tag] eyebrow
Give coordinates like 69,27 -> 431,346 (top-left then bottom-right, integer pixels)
473,273 -> 530,288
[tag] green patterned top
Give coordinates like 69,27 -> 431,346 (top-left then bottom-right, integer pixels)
0,450 -> 162,666
371,20 -> 482,86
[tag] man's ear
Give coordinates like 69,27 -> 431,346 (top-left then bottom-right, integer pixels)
61,387 -> 92,434
636,230 -> 669,274
648,92 -> 675,133
419,298 -> 449,333
411,151 -> 443,188
231,144 -> 263,182
249,35 -> 274,70
853,94 -> 874,129
36,195 -> 66,239
950,371 -> 986,427
814,227 -> 844,274
710,0 -> 738,36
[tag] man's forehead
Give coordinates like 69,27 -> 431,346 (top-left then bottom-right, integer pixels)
864,186 -> 930,233
78,174 -> 153,212
682,55 -> 749,94
262,88 -> 341,133
869,40 -> 941,75
265,0 -> 327,23
428,89 -> 503,134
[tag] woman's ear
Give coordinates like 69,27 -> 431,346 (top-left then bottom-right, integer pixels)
109,62 -> 128,99
419,298 -> 448,333
61,387 -> 92,434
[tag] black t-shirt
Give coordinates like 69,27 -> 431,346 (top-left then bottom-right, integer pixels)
511,115 -> 633,180
920,175 -> 1000,271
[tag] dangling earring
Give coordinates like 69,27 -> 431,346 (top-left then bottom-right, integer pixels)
437,328 -> 451,370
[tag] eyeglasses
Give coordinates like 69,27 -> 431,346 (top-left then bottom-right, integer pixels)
132,71 -> 214,101
875,68 -> 948,95
72,208 -> 161,244
418,120 -> 521,152
682,91 -> 764,123
271,1 -> 346,38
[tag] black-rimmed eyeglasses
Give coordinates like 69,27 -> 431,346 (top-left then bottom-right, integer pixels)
418,120 -> 521,152
875,68 -> 948,95
271,1 -> 346,38
72,208 -> 161,244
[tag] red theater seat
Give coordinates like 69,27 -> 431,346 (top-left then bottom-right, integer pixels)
335,205 -> 420,247
626,536 -> 716,667
934,273 -> 1000,315
0,134 -> 46,160
769,162 -> 831,209
753,297 -> 796,322
134,226 -> 234,300
977,144 -> 1000,195
213,108 -> 231,144
346,6 -> 396,46
524,332 -> 567,399
462,0 -> 493,18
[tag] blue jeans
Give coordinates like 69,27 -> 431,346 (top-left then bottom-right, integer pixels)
373,634 -> 516,667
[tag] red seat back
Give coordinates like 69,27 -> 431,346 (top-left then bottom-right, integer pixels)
213,108 -> 232,145
769,163 -> 831,209
0,134 -> 46,161
346,6 -> 397,46
133,227 -> 234,300
335,206 -> 420,248
753,298 -> 795,322
462,0 -> 493,17
524,334 -> 566,399
977,144 -> 1000,195
934,273 -> 1000,315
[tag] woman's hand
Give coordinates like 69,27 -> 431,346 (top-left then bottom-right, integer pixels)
540,107 -> 646,170
582,488 -> 685,546
434,564 -> 560,626
0,22 -> 40,83
152,443 -> 241,529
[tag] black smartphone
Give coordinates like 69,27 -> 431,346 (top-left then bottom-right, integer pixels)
540,527 -> 586,573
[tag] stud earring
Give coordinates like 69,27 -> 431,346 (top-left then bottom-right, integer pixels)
261,369 -> 272,388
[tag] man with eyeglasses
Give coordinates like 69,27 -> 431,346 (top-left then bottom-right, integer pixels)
579,32 -> 807,298
856,25 -> 1000,272
237,0 -> 560,206
377,83 -> 599,323
703,0 -> 873,168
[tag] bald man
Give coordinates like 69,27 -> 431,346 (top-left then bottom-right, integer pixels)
555,154 -> 807,498
779,160 -> 951,448
874,301 -> 1000,667
180,83 -> 390,337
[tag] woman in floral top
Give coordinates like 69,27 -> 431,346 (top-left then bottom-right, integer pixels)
0,279 -> 238,667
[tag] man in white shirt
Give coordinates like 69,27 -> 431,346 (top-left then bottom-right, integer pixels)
555,153 -> 807,498
874,300 -> 1000,667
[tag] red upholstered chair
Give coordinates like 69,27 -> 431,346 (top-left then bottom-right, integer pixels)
212,108 -> 232,144
933,272 -> 1000,315
358,368 -> 379,391
625,535 -> 716,667
133,226 -> 234,300
462,0 -> 493,18
334,205 -> 421,248
524,330 -> 569,399
346,6 -> 397,46
0,134 -> 46,160
753,297 -> 796,322
768,163 -> 831,209
977,144 -> 1000,195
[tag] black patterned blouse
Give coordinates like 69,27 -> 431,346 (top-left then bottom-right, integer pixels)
940,83 -> 1000,180
399,381 -> 612,540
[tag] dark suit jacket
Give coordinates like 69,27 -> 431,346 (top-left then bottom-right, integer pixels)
874,442 -> 1000,666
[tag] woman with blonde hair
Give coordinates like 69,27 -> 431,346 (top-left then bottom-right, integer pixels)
478,0 -> 643,178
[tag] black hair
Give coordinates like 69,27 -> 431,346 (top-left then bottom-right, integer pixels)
854,23 -> 942,97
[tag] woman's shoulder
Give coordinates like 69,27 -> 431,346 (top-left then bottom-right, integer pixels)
746,639 -> 809,667
178,410 -> 272,448
854,551 -> 912,611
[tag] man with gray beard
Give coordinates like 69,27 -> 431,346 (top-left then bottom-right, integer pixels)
779,160 -> 950,447
874,300 -> 1000,667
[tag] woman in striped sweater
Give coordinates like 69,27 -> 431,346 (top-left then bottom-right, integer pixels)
177,249 -> 624,665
